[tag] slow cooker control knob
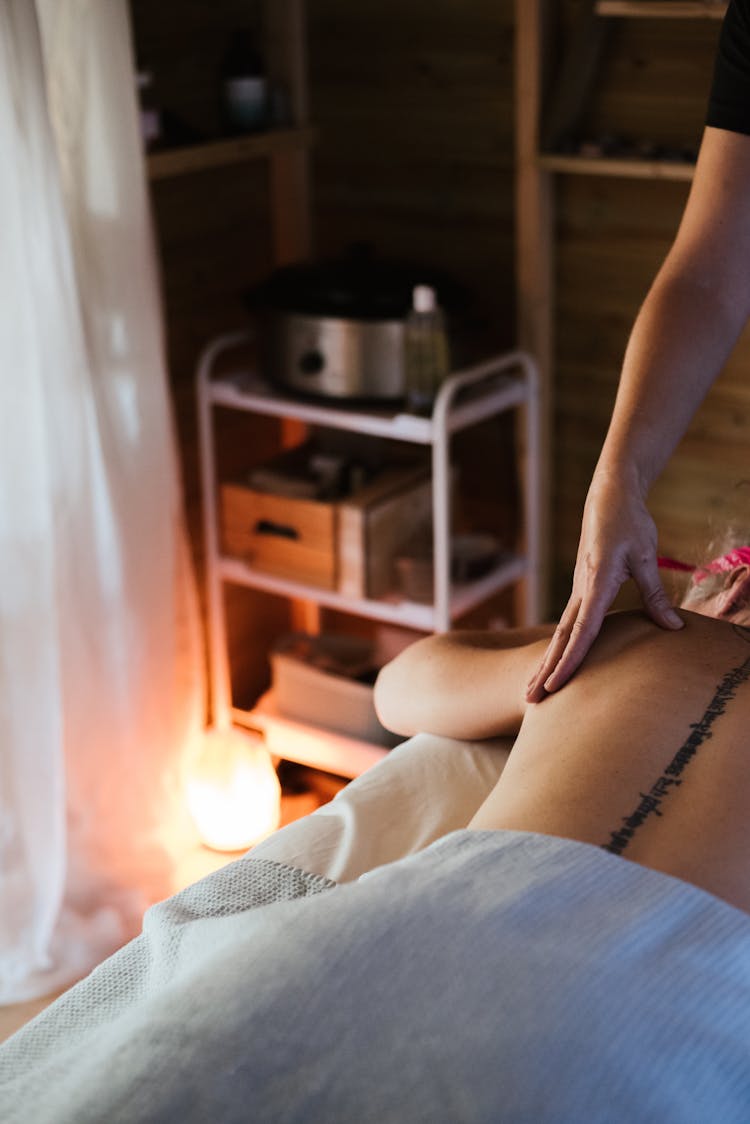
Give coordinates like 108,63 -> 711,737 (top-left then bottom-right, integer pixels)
298,349 -> 325,376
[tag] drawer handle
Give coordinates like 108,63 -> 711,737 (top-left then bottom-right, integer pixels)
254,519 -> 299,541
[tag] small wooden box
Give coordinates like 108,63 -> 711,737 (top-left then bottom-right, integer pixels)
221,484 -> 338,589
337,469 -> 432,599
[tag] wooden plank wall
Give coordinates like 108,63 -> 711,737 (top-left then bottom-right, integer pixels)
306,0 -> 521,633
552,5 -> 750,611
307,0 -> 517,359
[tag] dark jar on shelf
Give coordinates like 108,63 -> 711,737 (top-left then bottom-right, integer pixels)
137,70 -> 162,150
220,29 -> 268,134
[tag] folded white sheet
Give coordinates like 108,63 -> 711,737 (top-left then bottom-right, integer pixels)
250,732 -> 512,881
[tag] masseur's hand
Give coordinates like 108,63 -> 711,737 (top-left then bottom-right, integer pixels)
525,474 -> 683,702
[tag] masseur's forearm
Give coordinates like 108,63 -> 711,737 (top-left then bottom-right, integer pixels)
595,125 -> 750,499
374,628 -> 552,740
526,127 -> 750,702
594,268 -> 748,499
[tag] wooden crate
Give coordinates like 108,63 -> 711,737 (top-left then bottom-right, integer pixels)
221,483 -> 338,589
221,456 -> 432,595
337,466 -> 431,599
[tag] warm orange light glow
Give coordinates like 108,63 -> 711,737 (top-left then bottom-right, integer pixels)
186,729 -> 281,852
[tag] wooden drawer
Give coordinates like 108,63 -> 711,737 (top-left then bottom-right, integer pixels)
221,484 -> 338,589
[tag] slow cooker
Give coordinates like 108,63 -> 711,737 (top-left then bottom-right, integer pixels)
249,249 -> 465,401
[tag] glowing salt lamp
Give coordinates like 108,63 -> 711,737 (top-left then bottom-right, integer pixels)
186,728 -> 281,852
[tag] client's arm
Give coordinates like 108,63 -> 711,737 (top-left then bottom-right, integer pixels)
374,626 -> 554,740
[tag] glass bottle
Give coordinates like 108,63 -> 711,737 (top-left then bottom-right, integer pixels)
404,284 -> 451,415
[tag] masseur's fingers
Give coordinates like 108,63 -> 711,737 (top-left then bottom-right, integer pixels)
530,559 -> 682,702
525,485 -> 683,703
629,550 -> 685,632
525,575 -> 620,703
524,600 -> 582,704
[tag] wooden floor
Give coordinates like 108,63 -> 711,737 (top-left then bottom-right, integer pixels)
0,766 -> 345,1044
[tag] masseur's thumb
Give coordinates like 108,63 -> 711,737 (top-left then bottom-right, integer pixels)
636,567 -> 683,630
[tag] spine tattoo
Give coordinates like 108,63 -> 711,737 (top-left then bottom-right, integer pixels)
602,647 -> 750,856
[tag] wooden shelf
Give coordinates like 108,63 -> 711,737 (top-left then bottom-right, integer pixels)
236,692 -> 390,779
539,152 -> 695,181
595,1 -> 727,18
147,127 -> 316,181
218,553 -> 529,632
208,366 -> 530,445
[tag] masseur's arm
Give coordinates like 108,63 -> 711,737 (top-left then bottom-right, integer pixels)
527,125 -> 750,703
374,625 -> 554,740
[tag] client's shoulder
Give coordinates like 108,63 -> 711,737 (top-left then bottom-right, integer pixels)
598,607 -> 750,660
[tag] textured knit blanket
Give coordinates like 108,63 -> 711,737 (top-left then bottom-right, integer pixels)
2,829 -> 750,1122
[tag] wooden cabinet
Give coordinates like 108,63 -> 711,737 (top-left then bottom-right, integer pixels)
515,0 -> 728,412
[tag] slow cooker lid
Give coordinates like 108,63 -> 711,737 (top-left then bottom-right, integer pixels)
253,247 -> 464,321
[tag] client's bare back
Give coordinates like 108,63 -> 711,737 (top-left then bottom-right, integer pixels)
470,610 -> 750,913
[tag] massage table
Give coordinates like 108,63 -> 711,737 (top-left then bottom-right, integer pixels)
2,733 -> 750,1122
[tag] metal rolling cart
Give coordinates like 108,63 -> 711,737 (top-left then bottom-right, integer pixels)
197,332 -> 542,777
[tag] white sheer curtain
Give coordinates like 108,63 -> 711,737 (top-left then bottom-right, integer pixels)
0,0 -> 205,1003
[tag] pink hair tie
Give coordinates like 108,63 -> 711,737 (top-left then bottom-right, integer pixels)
657,556 -> 695,573
692,546 -> 750,583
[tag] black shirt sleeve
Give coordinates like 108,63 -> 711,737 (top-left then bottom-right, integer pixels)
707,0 -> 750,136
